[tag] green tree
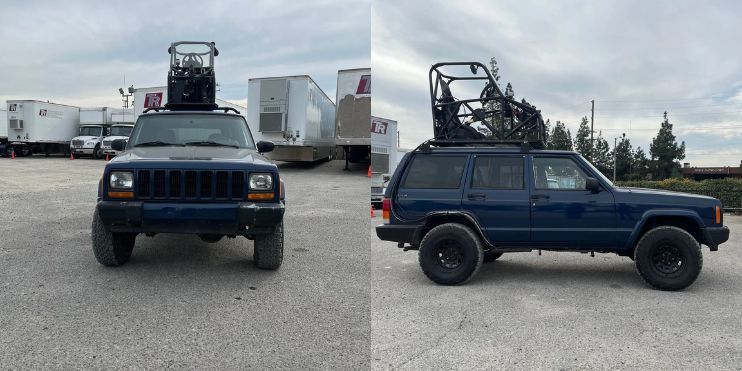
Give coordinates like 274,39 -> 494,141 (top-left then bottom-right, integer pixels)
613,133 -> 633,180
482,57 -> 502,138
547,121 -> 573,150
574,116 -> 591,158
592,131 -> 613,178
649,111 -> 685,179
632,146 -> 650,179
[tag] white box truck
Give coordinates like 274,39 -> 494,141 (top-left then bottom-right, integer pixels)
371,116 -> 398,208
70,107 -> 115,158
132,86 -> 257,140
248,76 -> 336,162
6,100 -> 80,156
335,68 -> 371,168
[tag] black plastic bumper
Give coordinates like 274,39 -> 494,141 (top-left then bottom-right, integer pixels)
703,226 -> 730,251
376,224 -> 421,244
97,200 -> 284,235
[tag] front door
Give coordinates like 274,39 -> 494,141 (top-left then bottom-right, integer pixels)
462,154 -> 530,245
529,155 -> 616,247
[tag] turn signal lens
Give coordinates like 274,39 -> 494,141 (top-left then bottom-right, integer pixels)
382,198 -> 391,224
248,192 -> 274,201
715,205 -> 721,224
108,191 -> 134,199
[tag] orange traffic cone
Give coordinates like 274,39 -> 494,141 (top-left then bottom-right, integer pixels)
105,153 -> 109,161
11,149 -> 15,160
367,166 -> 371,177
370,206 -> 375,218
69,152 -> 74,160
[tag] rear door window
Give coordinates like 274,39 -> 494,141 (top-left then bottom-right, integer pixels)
401,155 -> 467,189
471,156 -> 524,189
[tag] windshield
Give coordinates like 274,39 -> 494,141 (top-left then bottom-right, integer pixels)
171,42 -> 214,69
110,126 -> 133,137
128,114 -> 256,149
578,154 -> 614,187
79,126 -> 102,136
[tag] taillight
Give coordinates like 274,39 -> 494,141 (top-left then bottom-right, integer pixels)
382,198 -> 390,224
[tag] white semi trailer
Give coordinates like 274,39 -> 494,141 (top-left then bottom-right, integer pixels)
5,100 -> 80,156
248,76 -> 336,162
335,68 -> 371,169
370,116 -> 398,207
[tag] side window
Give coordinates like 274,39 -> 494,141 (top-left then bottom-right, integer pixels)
533,157 -> 588,190
401,155 -> 467,189
471,156 -> 524,189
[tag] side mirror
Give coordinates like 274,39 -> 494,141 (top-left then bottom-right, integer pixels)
585,177 -> 601,193
256,141 -> 275,153
111,139 -> 127,152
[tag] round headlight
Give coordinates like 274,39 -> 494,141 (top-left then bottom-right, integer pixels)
110,171 -> 133,189
249,173 -> 273,190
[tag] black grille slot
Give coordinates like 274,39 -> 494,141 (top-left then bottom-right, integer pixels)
216,171 -> 229,198
200,171 -> 212,198
153,171 -> 166,198
138,170 -> 150,198
185,171 -> 197,198
232,171 -> 244,199
169,171 -> 181,198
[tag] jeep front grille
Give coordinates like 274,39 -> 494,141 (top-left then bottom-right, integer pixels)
136,170 -> 245,201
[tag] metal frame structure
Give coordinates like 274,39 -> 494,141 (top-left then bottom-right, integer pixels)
428,61 -> 546,148
165,41 -> 220,111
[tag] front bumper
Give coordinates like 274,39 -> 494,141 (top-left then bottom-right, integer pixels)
71,147 -> 95,154
703,226 -> 730,251
97,200 -> 284,235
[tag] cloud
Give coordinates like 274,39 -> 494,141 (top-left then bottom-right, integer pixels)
372,0 -> 742,166
0,0 -> 370,109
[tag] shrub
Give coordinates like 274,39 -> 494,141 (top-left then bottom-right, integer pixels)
615,178 -> 742,209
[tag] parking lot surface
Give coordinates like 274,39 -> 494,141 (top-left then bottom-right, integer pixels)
0,157 -> 370,369
371,213 -> 742,370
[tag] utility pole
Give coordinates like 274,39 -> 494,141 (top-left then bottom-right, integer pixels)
590,99 -> 594,161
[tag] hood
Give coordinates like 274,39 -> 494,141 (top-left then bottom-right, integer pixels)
617,186 -> 715,200
110,146 -> 274,167
102,136 -> 129,142
72,136 -> 100,142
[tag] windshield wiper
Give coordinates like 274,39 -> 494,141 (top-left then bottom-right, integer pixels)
185,141 -> 239,148
133,141 -> 184,147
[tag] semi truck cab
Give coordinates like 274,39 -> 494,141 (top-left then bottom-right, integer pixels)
102,124 -> 134,157
71,124 -> 109,159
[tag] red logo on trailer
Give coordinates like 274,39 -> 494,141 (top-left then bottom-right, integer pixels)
8,104 -> 17,111
144,92 -> 163,108
371,120 -> 387,134
39,109 -> 47,116
356,74 -> 371,95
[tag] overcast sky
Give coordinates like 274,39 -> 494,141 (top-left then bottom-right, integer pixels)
0,0 -> 369,108
372,0 -> 742,167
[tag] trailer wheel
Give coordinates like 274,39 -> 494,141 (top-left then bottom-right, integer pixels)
4,146 -> 13,157
19,146 -> 32,157
253,221 -> 283,270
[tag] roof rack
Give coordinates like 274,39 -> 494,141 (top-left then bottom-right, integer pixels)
143,106 -> 241,114
429,61 -> 546,148
164,41 -> 219,111
414,138 -> 536,154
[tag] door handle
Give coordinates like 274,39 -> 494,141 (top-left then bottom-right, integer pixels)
530,194 -> 550,200
467,193 -> 486,201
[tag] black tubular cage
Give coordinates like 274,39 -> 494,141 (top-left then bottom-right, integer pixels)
165,41 -> 219,111
428,62 -> 546,148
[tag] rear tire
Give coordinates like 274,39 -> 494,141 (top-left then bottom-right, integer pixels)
254,221 -> 284,270
418,223 -> 484,285
91,209 -> 136,266
634,226 -> 702,291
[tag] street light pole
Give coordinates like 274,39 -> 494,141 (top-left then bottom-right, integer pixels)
118,85 -> 134,123
613,136 -> 618,182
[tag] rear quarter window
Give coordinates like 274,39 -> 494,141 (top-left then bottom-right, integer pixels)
401,155 -> 467,189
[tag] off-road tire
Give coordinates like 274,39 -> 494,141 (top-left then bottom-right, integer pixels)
483,251 -> 503,263
418,223 -> 484,285
91,209 -> 136,266
254,221 -> 284,270
634,226 -> 702,291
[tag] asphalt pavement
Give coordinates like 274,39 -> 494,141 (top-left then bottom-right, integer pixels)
0,156 -> 370,369
371,212 -> 742,370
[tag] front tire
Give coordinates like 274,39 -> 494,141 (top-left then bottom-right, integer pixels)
253,221 -> 284,270
634,226 -> 702,291
418,223 -> 484,285
93,145 -> 102,159
91,209 -> 136,266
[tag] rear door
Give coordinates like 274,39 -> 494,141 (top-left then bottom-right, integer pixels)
393,153 -> 468,220
529,155 -> 616,247
462,154 -> 530,245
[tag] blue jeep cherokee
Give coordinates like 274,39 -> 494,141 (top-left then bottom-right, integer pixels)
375,61 -> 730,290
376,146 -> 729,289
93,111 -> 285,269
